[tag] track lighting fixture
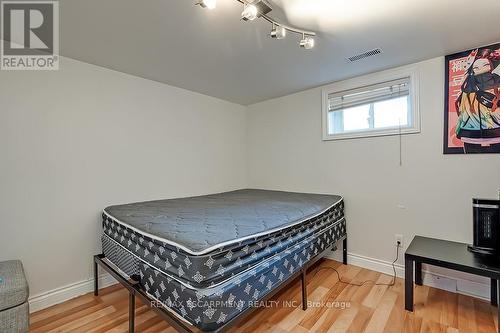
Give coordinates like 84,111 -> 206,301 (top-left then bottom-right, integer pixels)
270,24 -> 286,39
196,0 -> 316,50
299,35 -> 315,49
197,0 -> 216,9
241,4 -> 258,21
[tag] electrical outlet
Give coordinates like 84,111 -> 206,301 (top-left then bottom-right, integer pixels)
395,234 -> 404,248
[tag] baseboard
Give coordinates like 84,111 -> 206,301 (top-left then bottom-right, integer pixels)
29,273 -> 118,313
325,251 -> 490,301
29,251 -> 491,313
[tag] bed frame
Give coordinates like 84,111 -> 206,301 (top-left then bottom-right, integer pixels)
94,236 -> 347,333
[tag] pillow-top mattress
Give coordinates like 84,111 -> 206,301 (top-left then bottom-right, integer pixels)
102,189 -> 344,287
103,189 -> 343,254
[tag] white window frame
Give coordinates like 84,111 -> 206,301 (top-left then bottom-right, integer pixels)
322,65 -> 421,141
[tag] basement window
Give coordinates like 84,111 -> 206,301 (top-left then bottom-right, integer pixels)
322,68 -> 420,140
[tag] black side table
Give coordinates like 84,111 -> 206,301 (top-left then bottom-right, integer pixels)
405,236 -> 500,332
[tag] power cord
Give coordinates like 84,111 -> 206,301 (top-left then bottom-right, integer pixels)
313,241 -> 401,287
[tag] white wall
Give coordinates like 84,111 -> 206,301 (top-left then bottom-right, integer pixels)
0,57 -> 247,299
247,57 -> 500,296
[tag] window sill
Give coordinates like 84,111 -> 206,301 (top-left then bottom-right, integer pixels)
322,127 -> 420,141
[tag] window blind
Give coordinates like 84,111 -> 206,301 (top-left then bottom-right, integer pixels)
328,77 -> 410,112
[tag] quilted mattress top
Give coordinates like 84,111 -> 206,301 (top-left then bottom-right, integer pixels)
103,189 -> 342,255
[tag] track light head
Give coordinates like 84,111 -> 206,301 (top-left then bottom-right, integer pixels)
299,36 -> 315,50
241,4 -> 258,21
198,0 -> 216,9
270,25 -> 286,39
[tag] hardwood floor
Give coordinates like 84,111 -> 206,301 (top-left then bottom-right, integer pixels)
30,259 -> 498,333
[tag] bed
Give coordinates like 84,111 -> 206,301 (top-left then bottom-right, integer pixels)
95,189 -> 346,332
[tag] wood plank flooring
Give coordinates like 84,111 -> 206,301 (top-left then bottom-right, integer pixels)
30,259 -> 498,332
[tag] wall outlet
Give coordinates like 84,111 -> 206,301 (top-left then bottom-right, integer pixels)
395,234 -> 404,248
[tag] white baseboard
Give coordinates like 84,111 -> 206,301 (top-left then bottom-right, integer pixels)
28,251 -> 491,313
325,252 -> 491,301
29,273 -> 118,313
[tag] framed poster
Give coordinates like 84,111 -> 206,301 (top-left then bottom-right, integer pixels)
444,43 -> 500,154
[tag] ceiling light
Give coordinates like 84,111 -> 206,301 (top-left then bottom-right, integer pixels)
198,0 -> 216,9
241,4 -> 258,21
270,24 -> 286,39
196,0 -> 316,50
299,36 -> 315,50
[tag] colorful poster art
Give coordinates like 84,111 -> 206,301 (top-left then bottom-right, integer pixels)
444,43 -> 500,154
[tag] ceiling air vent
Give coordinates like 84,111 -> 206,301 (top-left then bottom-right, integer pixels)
346,48 -> 382,63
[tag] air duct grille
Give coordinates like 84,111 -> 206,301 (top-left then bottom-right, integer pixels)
347,48 -> 382,62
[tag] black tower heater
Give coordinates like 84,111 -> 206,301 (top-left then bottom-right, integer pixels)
468,198 -> 500,256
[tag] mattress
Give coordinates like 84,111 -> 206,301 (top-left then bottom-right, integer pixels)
102,189 -> 344,287
100,189 -> 346,331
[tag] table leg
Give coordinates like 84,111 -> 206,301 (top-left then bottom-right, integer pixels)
405,256 -> 414,312
491,279 -> 498,307
415,261 -> 422,286
497,279 -> 500,333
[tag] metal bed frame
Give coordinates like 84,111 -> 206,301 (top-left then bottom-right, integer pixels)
94,237 -> 347,333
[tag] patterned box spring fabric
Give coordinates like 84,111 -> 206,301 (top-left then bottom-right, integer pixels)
102,217 -> 346,331
102,189 -> 344,288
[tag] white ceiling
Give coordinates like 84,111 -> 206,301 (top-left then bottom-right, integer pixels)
60,0 -> 500,105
